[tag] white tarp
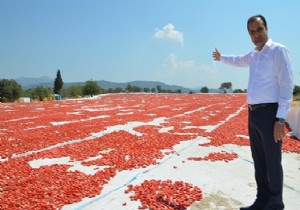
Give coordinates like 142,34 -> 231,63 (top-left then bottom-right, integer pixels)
19,97 -> 31,103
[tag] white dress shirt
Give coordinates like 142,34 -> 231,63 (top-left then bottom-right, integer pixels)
220,39 -> 294,119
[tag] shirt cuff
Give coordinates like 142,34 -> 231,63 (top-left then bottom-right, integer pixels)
276,107 -> 290,119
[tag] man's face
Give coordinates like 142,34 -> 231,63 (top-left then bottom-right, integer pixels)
248,18 -> 269,51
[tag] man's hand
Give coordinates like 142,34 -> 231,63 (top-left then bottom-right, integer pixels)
212,48 -> 221,61
274,122 -> 285,143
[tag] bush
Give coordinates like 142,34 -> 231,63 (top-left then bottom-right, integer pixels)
293,85 -> 300,96
0,79 -> 22,102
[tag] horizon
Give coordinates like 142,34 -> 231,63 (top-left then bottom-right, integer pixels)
15,75 -> 232,91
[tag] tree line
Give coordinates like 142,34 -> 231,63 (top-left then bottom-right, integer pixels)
1,70 -> 299,102
0,70 -> 183,102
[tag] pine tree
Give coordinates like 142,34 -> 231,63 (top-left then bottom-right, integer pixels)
54,70 -> 63,94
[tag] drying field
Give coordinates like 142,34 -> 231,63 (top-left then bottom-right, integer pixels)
0,94 -> 299,210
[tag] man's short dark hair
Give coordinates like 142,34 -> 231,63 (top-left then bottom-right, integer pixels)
247,15 -> 268,31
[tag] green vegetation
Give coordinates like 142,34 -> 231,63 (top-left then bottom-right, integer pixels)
200,86 -> 209,93
0,79 -> 22,102
293,85 -> 300,96
2,75 -> 298,103
219,82 -> 232,93
54,70 -> 63,94
82,80 -> 104,97
294,94 -> 300,101
60,85 -> 83,98
233,89 -> 247,93
292,85 -> 300,107
31,86 -> 52,101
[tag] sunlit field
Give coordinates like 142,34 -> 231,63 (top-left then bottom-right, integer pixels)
1,94 -> 299,210
292,93 -> 300,107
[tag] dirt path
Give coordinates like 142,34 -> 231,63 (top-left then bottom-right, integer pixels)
190,191 -> 242,210
292,100 -> 300,108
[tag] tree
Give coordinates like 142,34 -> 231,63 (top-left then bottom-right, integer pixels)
233,89 -> 244,93
132,86 -> 141,92
54,70 -> 63,94
143,87 -> 150,93
200,86 -> 209,93
126,84 -> 133,92
31,86 -> 52,101
21,88 -> 33,98
60,85 -> 83,98
114,87 -> 123,93
293,85 -> 300,95
82,80 -> 102,96
156,85 -> 162,93
219,82 -> 232,93
0,79 -> 22,102
107,88 -> 115,93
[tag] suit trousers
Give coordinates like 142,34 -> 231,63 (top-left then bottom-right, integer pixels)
248,104 -> 284,210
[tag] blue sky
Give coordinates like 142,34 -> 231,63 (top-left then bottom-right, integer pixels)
1,0 -> 299,89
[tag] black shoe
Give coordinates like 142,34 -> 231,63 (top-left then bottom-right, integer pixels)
263,203 -> 284,210
240,201 -> 266,210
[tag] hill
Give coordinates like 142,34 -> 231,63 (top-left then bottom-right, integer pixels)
15,77 -> 229,93
16,77 -> 197,93
16,76 -> 53,87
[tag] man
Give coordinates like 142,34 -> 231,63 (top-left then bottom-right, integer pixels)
212,15 -> 293,210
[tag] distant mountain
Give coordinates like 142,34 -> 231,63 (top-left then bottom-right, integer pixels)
17,77 -> 235,93
94,81 -> 227,93
16,76 -> 54,88
94,80 -> 193,93
17,77 -> 197,93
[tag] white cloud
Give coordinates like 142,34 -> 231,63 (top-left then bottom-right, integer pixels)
163,53 -> 195,70
153,23 -> 184,46
155,53 -> 219,88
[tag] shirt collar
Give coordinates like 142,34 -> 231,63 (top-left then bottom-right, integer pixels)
255,38 -> 272,52
264,38 -> 272,49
